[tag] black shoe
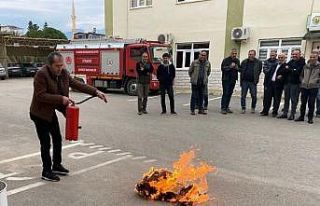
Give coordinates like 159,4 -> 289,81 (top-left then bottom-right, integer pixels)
226,109 -> 233,114
161,111 -> 167,115
288,114 -> 295,121
295,116 -> 304,122
142,110 -> 148,114
221,110 -> 227,115
42,171 -> 60,182
203,107 -> 208,111
138,111 -> 143,115
171,111 -> 177,115
260,110 -> 268,116
278,114 -> 288,119
308,119 -> 314,124
272,113 -> 278,118
53,164 -> 69,176
199,110 -> 207,115
191,111 -> 196,115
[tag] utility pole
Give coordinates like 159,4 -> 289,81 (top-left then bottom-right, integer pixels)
71,0 -> 77,40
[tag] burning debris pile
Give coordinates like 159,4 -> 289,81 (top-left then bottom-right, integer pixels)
135,151 -> 216,206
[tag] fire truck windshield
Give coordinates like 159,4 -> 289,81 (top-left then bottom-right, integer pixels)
150,46 -> 170,63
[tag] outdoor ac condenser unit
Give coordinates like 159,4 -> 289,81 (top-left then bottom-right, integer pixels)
307,13 -> 320,31
157,33 -> 174,43
231,27 -> 250,41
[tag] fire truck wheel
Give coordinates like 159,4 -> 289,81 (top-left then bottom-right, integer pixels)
126,79 -> 137,96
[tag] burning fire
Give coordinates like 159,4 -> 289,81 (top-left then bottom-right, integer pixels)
135,150 -> 216,206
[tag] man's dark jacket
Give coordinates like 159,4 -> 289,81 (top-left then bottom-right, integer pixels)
136,61 -> 154,84
286,57 -> 306,84
157,64 -> 176,86
221,56 -> 241,81
263,58 -> 279,86
30,65 -> 97,122
240,58 -> 263,85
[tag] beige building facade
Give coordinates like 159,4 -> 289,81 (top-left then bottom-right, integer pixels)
105,0 -> 320,93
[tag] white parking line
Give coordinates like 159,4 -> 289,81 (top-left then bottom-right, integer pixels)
89,145 -> 104,149
183,96 -> 222,107
116,152 -> 132,156
131,156 -> 147,160
98,147 -> 112,151
143,159 -> 158,163
0,142 -> 83,165
0,172 -> 19,179
7,155 -> 131,196
7,182 -> 46,196
107,149 -> 122,153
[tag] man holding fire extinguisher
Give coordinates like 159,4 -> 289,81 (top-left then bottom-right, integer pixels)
30,52 -> 107,182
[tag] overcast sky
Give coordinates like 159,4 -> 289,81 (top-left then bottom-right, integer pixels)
0,0 -> 105,35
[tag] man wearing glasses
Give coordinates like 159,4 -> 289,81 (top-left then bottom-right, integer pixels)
260,53 -> 287,117
188,50 -> 211,115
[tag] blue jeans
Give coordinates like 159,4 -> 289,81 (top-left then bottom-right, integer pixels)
241,81 -> 257,110
316,88 -> 320,115
190,84 -> 205,111
221,80 -> 236,110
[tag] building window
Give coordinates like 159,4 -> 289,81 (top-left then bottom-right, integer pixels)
175,42 -> 210,69
258,39 -> 302,62
131,0 -> 152,8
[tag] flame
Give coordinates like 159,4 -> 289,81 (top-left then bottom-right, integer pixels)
135,150 -> 216,205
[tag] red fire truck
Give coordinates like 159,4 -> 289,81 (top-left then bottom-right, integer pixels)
56,38 -> 171,95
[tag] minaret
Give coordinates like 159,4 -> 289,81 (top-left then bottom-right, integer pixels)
71,0 -> 77,40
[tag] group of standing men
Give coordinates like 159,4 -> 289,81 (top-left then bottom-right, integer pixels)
221,48 -> 320,124
135,48 -> 320,124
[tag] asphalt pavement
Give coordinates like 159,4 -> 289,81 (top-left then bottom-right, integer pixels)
0,78 -> 320,206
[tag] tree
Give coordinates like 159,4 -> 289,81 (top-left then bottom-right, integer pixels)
42,27 -> 67,40
25,21 -> 67,40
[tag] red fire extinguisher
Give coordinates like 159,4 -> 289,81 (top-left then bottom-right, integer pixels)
65,96 -> 95,141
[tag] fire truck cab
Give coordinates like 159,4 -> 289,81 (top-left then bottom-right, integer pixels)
56,38 -> 171,95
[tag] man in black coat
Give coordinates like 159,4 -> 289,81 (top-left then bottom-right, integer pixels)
239,50 -> 263,114
220,48 -> 240,114
157,53 -> 176,114
278,49 -> 305,120
260,53 -> 287,117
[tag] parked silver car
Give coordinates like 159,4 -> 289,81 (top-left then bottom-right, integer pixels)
0,64 -> 7,80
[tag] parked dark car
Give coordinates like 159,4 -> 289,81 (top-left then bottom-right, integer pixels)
23,63 -> 39,77
7,64 -> 25,77
7,63 -> 40,77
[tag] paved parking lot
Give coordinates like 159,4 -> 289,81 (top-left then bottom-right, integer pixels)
1,78 -> 320,206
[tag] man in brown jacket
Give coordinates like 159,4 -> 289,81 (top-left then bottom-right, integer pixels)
30,52 -> 107,182
295,52 -> 320,124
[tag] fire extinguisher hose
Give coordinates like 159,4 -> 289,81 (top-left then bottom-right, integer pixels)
75,96 -> 96,105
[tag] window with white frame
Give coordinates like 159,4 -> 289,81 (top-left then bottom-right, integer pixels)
130,0 -> 152,8
175,42 -> 210,69
258,39 -> 302,62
